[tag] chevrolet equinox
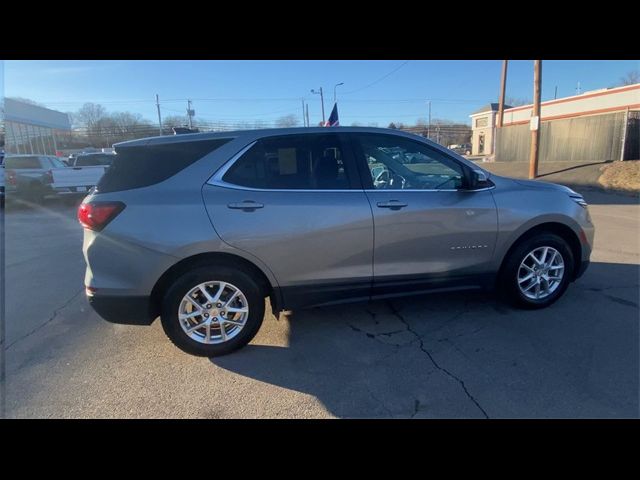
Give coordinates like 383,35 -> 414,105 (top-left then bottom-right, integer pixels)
80,127 -> 594,356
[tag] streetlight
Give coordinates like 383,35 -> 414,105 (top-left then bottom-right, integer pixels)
311,87 -> 326,125
333,82 -> 344,104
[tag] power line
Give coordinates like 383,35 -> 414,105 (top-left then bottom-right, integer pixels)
341,61 -> 411,95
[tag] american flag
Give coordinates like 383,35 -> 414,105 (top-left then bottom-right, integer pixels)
326,103 -> 339,126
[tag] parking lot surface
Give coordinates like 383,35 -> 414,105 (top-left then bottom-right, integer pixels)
3,189 -> 639,418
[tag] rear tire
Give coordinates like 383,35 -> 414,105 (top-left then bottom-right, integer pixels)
160,265 -> 265,357
499,233 -> 574,309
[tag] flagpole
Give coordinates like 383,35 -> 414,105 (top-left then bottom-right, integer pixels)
333,82 -> 344,104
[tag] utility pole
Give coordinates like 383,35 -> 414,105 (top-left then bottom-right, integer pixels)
301,98 -> 306,127
156,94 -> 163,136
497,60 -> 508,128
529,60 -> 542,179
554,86 -> 558,99
187,99 -> 194,129
427,100 -> 432,139
305,103 -> 310,128
311,88 -> 326,125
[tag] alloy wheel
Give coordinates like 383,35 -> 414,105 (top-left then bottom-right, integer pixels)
517,246 -> 565,300
178,281 -> 249,344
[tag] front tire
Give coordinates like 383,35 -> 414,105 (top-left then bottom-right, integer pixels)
160,265 -> 265,356
500,233 -> 574,309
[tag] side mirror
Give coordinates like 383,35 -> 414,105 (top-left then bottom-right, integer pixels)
468,169 -> 491,190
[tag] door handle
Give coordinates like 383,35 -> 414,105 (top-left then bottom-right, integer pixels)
227,201 -> 264,211
376,200 -> 408,210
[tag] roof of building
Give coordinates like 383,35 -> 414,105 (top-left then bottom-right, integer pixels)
471,103 -> 513,115
4,98 -> 71,130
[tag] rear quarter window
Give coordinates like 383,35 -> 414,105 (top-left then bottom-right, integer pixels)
96,138 -> 232,193
4,156 -> 41,169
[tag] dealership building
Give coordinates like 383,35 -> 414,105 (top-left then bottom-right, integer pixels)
4,98 -> 72,155
470,83 -> 640,161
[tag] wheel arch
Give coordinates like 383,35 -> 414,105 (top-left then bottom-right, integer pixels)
150,252 -> 279,319
498,222 -> 583,282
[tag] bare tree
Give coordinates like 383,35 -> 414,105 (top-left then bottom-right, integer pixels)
75,102 -> 107,130
110,112 -> 146,133
162,115 -> 189,128
617,70 -> 640,86
276,114 -> 300,128
388,122 -> 397,129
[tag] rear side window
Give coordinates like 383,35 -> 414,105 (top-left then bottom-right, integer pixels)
222,134 -> 354,190
5,156 -> 41,169
76,154 -> 114,166
97,138 -> 232,193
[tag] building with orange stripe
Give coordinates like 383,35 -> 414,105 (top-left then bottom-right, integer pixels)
470,83 -> 640,159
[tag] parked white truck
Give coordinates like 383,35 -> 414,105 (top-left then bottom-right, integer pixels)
3,154 -> 108,203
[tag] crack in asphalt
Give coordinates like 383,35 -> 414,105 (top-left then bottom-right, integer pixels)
437,325 -> 487,343
600,294 -> 639,309
584,284 -> 639,292
583,286 -> 639,309
386,301 -> 490,419
6,288 -> 84,350
365,386 -> 395,418
346,307 -> 415,348
347,324 -> 405,338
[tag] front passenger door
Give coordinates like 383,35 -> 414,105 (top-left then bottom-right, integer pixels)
351,133 -> 498,293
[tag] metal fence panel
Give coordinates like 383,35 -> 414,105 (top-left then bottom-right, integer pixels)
495,112 -> 628,163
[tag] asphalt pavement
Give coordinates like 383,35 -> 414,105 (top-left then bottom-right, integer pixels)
3,189 -> 639,418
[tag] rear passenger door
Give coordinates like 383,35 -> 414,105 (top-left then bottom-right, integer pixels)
202,133 -> 374,308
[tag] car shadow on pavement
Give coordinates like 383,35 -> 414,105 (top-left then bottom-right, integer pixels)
211,261 -> 639,419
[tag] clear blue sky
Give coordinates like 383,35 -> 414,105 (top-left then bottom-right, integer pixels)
4,60 -> 638,127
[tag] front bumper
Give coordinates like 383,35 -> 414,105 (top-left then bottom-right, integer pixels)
88,294 -> 156,326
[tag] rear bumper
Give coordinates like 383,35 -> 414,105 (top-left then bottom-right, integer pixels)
88,294 -> 156,326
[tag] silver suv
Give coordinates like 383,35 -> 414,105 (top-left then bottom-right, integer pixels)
80,127 -> 594,356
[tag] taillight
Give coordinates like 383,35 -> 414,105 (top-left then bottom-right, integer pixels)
78,201 -> 125,231
44,170 -> 54,184
7,170 -> 17,186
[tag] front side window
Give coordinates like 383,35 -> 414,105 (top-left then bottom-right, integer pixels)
355,134 -> 465,190
222,134 -> 353,190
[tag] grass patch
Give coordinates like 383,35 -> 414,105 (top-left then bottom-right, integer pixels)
598,160 -> 640,194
